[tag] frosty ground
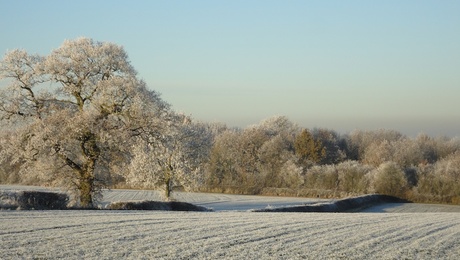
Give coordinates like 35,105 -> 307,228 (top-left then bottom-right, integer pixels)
1,186 -> 460,259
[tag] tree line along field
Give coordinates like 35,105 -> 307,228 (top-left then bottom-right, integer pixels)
1,37 -> 460,209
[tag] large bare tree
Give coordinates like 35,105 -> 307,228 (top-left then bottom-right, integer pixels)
0,38 -> 170,207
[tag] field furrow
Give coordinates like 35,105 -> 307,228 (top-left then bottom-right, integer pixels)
1,211 -> 460,259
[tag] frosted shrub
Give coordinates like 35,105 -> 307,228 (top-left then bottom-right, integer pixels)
305,165 -> 339,191
336,161 -> 373,194
370,162 -> 408,197
278,159 -> 304,188
416,152 -> 460,203
303,161 -> 373,195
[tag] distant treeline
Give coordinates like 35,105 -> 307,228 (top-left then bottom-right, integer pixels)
2,115 -> 460,204
201,116 -> 460,204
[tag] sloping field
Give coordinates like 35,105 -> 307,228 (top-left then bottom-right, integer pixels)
1,210 -> 459,259
363,202 -> 460,213
101,189 -> 328,211
3,185 -> 460,213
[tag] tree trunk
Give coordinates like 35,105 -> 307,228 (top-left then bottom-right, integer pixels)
78,131 -> 99,208
164,162 -> 174,200
79,175 -> 94,208
165,177 -> 171,199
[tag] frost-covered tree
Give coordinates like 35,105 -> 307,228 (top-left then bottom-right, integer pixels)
259,134 -> 299,188
251,116 -> 299,188
127,117 -> 213,199
312,128 -> 347,164
232,126 -> 269,192
416,152 -> 460,203
336,161 -> 373,194
363,140 -> 396,167
254,116 -> 299,138
347,129 -> 405,161
205,116 -> 301,193
0,38 -> 169,207
370,162 -> 408,197
363,138 -> 427,168
294,129 -> 325,166
0,131 -> 21,184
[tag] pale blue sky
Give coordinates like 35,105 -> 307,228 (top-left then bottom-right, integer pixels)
1,1 -> 459,136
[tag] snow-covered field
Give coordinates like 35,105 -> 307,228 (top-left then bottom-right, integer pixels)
1,185 -> 460,259
101,189 -> 328,211
1,211 -> 460,259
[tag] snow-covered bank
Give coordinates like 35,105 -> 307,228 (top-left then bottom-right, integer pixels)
253,194 -> 408,212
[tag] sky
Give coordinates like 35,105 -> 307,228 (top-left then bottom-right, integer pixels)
1,1 -> 459,137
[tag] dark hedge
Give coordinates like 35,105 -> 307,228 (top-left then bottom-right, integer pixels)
0,190 -> 69,210
107,200 -> 212,211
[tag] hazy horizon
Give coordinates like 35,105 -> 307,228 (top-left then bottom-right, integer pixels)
1,1 -> 459,137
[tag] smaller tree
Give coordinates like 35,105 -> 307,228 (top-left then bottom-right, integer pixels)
205,129 -> 243,192
128,116 -> 213,199
312,128 -> 347,164
294,129 -> 325,166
